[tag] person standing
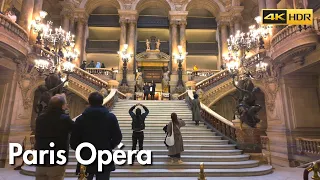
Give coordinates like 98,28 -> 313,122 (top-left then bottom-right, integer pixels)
95,61 -> 101,68
143,83 -> 150,100
129,103 -> 149,151
70,92 -> 122,180
101,63 -> 106,68
167,113 -> 186,164
80,61 -> 87,70
87,60 -> 95,68
150,81 -> 156,100
35,94 -> 74,180
191,94 -> 202,125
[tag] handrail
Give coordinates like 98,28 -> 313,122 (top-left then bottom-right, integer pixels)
195,70 -> 230,91
73,67 -> 109,89
71,89 -> 126,121
177,91 -> 188,100
186,90 -> 236,142
0,14 -> 28,42
298,159 -> 320,168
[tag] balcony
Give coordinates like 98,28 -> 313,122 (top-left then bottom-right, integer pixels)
186,42 -> 218,55
270,22 -> 319,63
0,14 -> 29,58
86,40 -> 119,53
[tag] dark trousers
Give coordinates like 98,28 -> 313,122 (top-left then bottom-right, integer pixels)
144,93 -> 149,100
169,153 -> 181,159
87,171 -> 111,180
132,131 -> 144,150
150,93 -> 155,100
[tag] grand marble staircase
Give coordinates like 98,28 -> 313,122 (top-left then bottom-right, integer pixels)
21,100 -> 272,177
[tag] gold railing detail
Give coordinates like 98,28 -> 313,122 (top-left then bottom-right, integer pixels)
261,136 -> 272,166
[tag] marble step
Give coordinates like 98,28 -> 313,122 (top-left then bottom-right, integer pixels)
114,139 -> 229,145
68,144 -> 237,151
66,154 -> 249,163
112,127 -> 212,131
67,149 -> 242,157
21,165 -> 273,177
120,135 -> 222,140
63,160 -> 259,169
118,123 -> 205,127
117,131 -> 216,136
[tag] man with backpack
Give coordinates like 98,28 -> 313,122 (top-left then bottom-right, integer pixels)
129,103 -> 149,151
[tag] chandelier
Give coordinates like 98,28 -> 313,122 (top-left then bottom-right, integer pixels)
31,11 -> 77,77
223,16 -> 272,77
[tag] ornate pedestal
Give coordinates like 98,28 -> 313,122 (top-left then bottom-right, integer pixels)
135,92 -> 144,100
162,93 -> 170,100
232,119 -> 262,153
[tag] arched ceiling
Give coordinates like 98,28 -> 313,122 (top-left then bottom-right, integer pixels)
81,0 -> 121,14
185,0 -> 221,17
134,0 -> 172,14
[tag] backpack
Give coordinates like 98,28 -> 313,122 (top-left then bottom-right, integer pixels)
132,115 -> 145,131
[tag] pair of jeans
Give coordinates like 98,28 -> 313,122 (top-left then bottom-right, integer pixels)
132,131 -> 144,150
87,171 -> 111,180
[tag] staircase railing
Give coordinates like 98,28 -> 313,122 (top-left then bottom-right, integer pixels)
85,68 -> 115,80
185,90 -> 236,142
296,137 -> 320,155
195,70 -> 230,92
72,67 -> 109,89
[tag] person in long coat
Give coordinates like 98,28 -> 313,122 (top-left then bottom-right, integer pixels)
192,93 -> 202,125
167,113 -> 186,164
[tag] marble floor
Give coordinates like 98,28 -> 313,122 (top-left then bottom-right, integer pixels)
0,166 -> 309,180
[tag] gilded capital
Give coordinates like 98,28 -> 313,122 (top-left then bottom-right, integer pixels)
75,9 -> 89,24
118,10 -> 138,24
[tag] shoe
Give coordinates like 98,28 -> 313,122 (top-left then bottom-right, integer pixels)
178,160 -> 183,164
170,158 -> 175,164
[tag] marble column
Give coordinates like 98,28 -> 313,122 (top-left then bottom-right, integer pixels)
29,0 -> 43,44
0,0 -> 5,12
171,22 -> 178,73
118,21 -> 127,75
266,0 -> 277,8
32,0 -> 43,19
219,23 -> 229,70
179,21 -> 187,71
234,19 -> 241,33
18,0 -> 35,32
62,14 -> 70,32
266,0 -> 278,35
258,0 -> 266,14
69,17 -> 75,34
75,19 -> 86,67
229,23 -> 234,35
127,21 -> 136,74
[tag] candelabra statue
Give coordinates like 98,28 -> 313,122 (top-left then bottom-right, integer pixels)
222,16 -> 272,129
174,45 -> 188,93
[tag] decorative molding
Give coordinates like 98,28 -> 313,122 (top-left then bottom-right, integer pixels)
118,10 -> 138,23
169,11 -> 188,25
15,54 -> 43,110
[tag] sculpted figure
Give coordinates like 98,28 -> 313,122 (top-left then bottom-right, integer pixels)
146,39 -> 150,51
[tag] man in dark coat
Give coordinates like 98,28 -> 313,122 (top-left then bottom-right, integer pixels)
80,61 -> 87,70
35,94 -> 74,180
70,92 -> 122,180
143,83 -> 149,100
150,81 -> 156,100
129,103 -> 149,151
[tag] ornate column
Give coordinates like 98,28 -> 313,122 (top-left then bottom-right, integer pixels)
29,0 -> 43,44
117,21 -> 127,78
69,16 -> 75,34
61,10 -> 72,32
170,22 -> 178,73
229,22 -> 234,35
75,12 -> 88,67
258,0 -> 266,14
18,0 -> 35,32
179,21 -> 187,72
127,21 -> 136,74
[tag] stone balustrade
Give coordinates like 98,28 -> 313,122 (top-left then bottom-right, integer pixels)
270,20 -> 318,62
296,137 -> 320,156
271,25 -> 313,47
195,69 -> 230,91
186,90 -> 236,142
0,14 -> 28,42
85,68 -> 114,80
73,67 -> 109,89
